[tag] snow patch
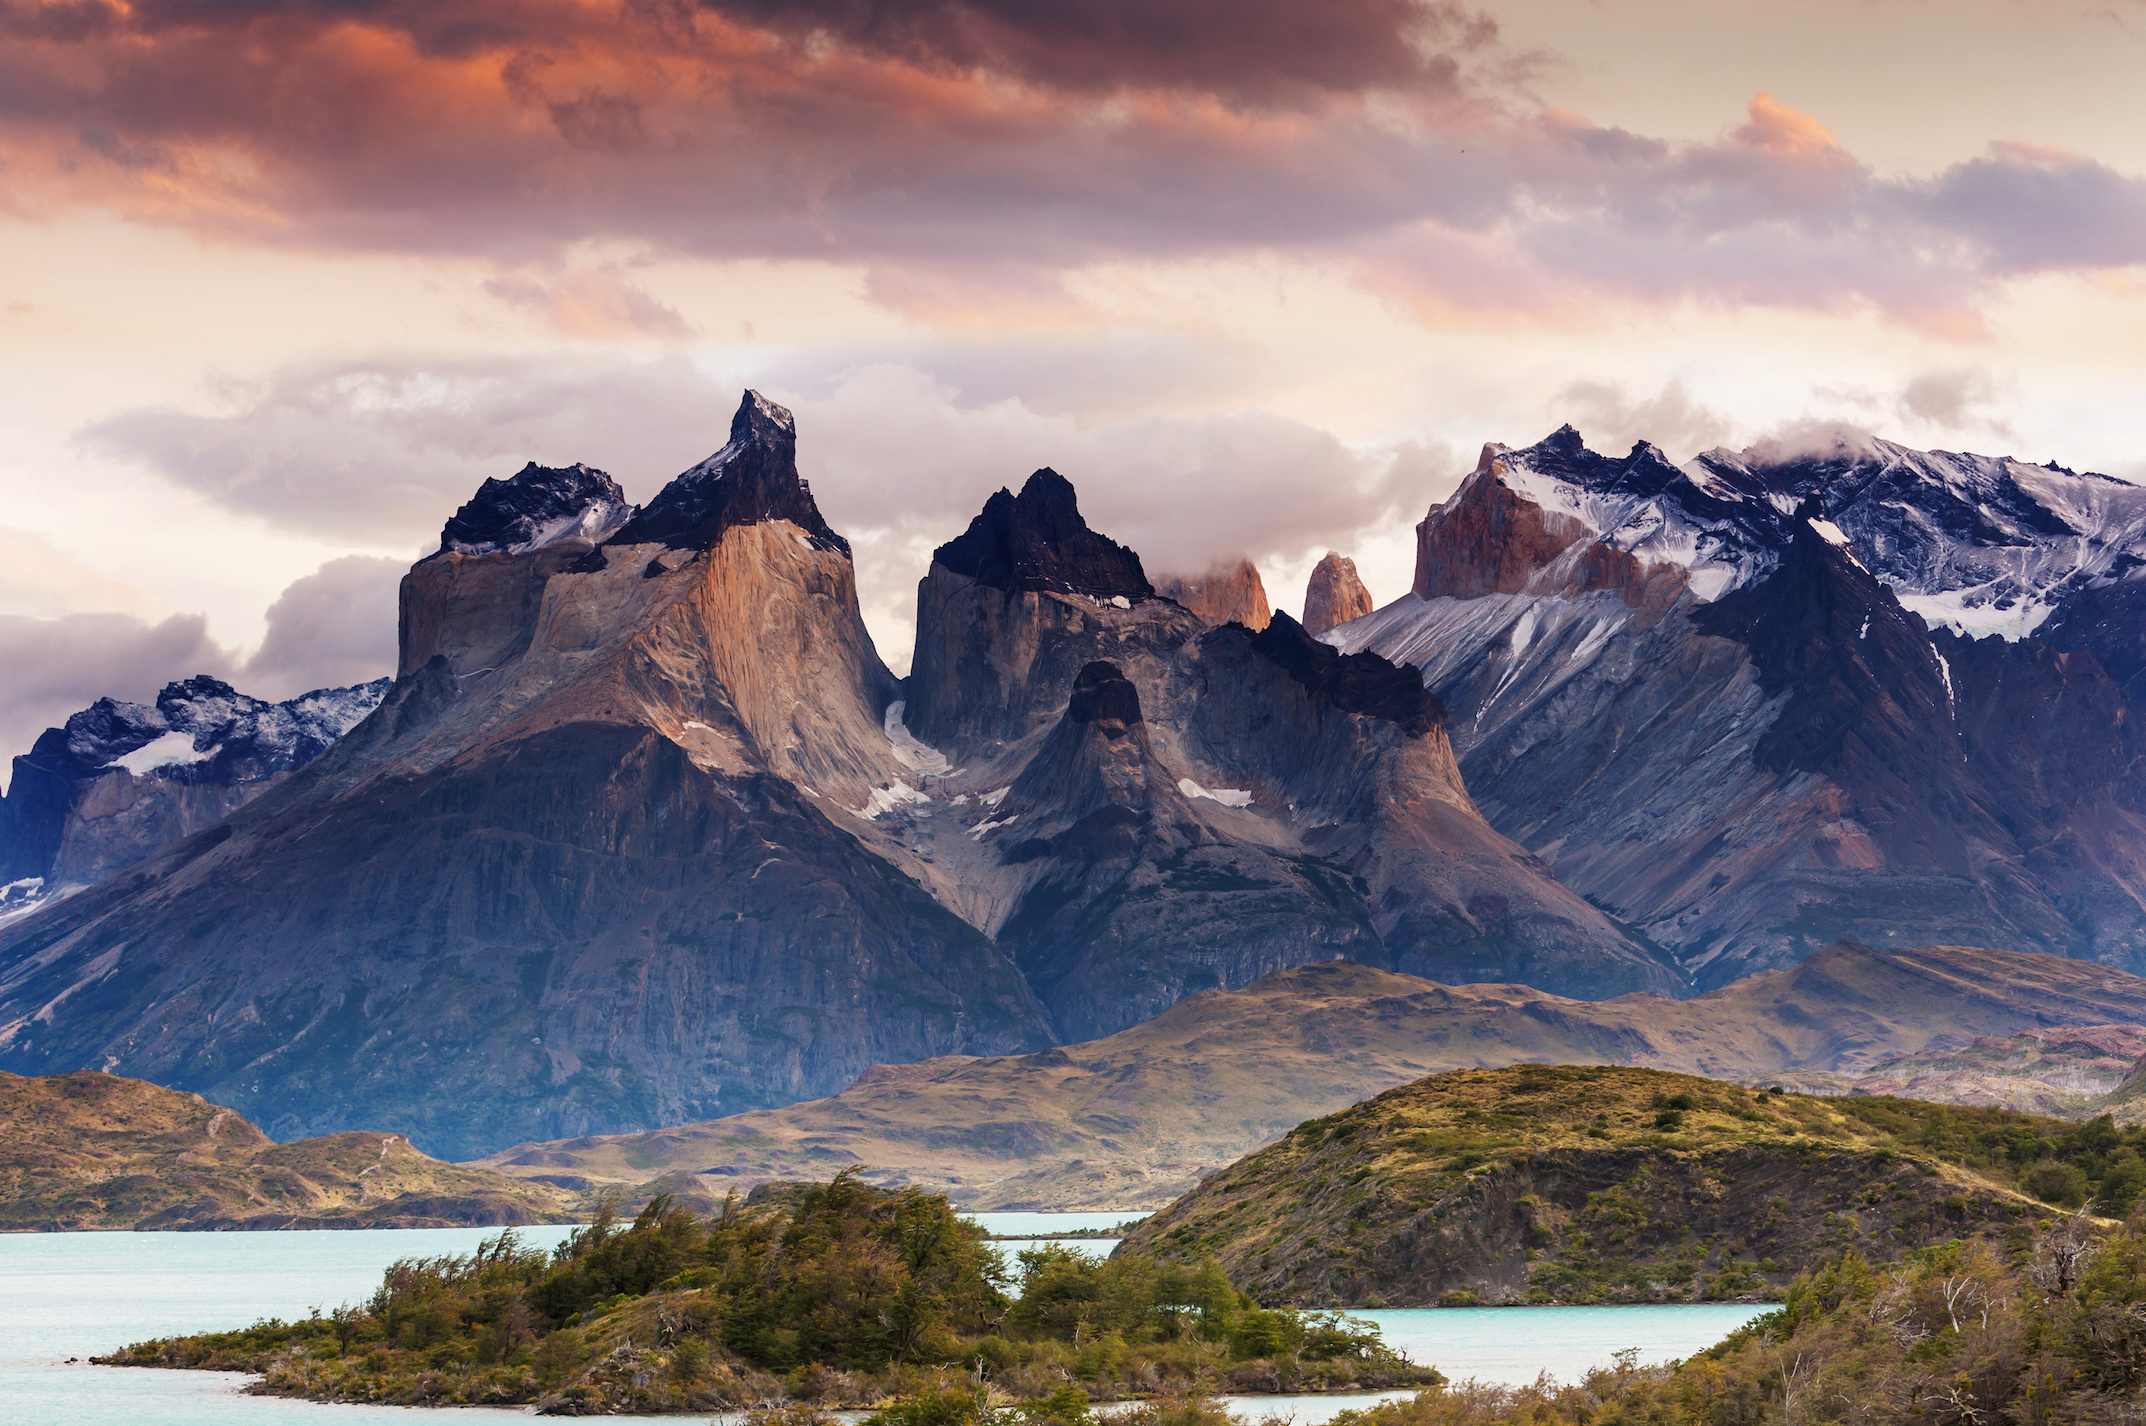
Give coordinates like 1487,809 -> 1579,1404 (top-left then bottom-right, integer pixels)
1809,519 -> 1852,548
1859,617 -> 1870,641
1109,595 -> 1131,609
978,786 -> 1010,808
854,782 -> 930,820
106,731 -> 213,775
970,815 -> 1018,839
1178,778 -> 1253,808
883,701 -> 952,775
1932,647 -> 1956,716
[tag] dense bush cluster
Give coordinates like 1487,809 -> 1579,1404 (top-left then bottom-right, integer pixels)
1827,1101 -> 2146,1213
98,1172 -> 1437,1412
1324,1212 -> 2146,1426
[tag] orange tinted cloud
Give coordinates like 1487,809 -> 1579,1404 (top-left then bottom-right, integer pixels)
0,2 -> 2141,330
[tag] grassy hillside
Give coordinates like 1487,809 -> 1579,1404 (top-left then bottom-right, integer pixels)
1118,1065 -> 2146,1307
475,942 -> 2146,1208
0,1070 -> 575,1230
98,1174 -> 1439,1412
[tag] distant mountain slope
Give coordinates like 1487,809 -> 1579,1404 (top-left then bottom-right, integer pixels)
1329,429 -> 2146,986
0,393 -> 1053,1159
0,1069 -> 574,1230
474,939 -> 2146,1209
0,675 -> 387,916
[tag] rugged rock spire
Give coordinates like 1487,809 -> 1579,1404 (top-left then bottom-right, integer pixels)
1303,551 -> 1373,635
439,463 -> 631,556
608,390 -> 848,554
1154,559 -> 1272,629
931,469 -> 1152,600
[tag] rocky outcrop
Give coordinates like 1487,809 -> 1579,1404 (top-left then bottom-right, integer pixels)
1335,426 -> 2146,988
0,675 -> 388,899
0,392 -> 1052,1159
1154,559 -> 1272,629
606,391 -> 847,554
1302,551 -> 1373,635
930,468 -> 1150,599
440,462 -> 631,556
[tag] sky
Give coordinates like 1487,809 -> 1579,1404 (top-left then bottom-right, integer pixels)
3,0 -> 2145,778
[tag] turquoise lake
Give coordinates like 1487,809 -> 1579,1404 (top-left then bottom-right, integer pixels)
0,1216 -> 1766,1424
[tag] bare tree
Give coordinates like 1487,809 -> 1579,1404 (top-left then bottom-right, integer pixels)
2030,1207 -> 2101,1297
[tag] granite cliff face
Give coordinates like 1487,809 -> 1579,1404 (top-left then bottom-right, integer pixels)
1302,551 -> 1374,635
1153,559 -> 1272,629
0,394 -> 1052,1158
0,676 -> 388,914
1334,430 -> 2146,987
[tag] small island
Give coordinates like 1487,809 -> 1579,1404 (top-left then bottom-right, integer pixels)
96,1172 -> 1440,1413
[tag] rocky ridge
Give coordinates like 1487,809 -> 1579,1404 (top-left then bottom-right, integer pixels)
0,674 -> 388,908
1333,428 -> 2146,986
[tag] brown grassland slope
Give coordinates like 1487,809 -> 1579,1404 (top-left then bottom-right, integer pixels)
476,942 -> 2146,1209
0,1070 -> 576,1230
1118,1065 -> 2146,1309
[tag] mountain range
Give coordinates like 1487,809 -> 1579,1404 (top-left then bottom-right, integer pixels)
5,396 -> 2146,1162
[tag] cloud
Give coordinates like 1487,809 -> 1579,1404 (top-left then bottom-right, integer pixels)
0,7 -> 2139,330
77,354 -> 745,547
0,526 -> 159,620
483,266 -> 694,338
242,554 -> 402,699
0,611 -> 235,792
1896,365 -> 2015,439
1550,379 -> 1733,464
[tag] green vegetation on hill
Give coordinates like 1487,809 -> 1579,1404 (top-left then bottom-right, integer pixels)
1121,1066 -> 2146,1307
1324,1214 -> 2145,1426
0,1070 -> 573,1230
98,1173 -> 1438,1413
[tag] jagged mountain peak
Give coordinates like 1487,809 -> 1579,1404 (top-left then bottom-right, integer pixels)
1154,558 -> 1272,629
439,461 -> 632,557
1303,551 -> 1374,635
932,468 -> 1153,600
606,389 -> 848,555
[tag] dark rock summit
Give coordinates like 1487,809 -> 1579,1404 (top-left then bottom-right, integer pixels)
932,468 -> 1152,600
439,462 -> 631,556
1248,613 -> 1440,737
607,390 -> 848,555
1065,660 -> 1143,728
